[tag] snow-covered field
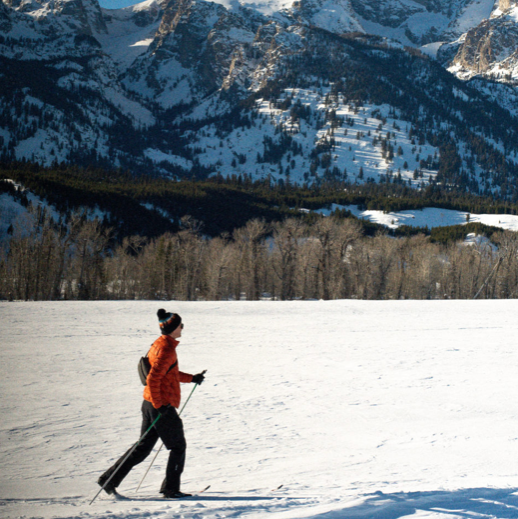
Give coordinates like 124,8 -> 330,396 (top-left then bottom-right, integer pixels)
316,204 -> 518,232
2,300 -> 518,519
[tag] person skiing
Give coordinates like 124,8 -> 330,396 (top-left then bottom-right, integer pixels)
96,309 -> 206,499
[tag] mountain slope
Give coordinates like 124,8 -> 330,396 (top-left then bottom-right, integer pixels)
449,2 -> 518,81
3,0 -> 518,199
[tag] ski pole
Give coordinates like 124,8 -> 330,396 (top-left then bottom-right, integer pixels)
135,374 -> 205,493
89,412 -> 163,505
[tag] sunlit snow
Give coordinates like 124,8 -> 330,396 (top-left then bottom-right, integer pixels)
2,300 -> 518,519
315,204 -> 518,232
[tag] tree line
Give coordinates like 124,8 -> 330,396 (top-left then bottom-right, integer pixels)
2,203 -> 518,301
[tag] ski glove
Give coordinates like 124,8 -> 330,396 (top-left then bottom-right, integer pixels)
192,372 -> 205,385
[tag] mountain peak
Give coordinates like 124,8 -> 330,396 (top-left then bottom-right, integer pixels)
3,0 -> 108,34
3,0 -> 518,202
290,0 -> 362,34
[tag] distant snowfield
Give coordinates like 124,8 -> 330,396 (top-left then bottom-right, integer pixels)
315,204 -> 518,232
2,300 -> 518,519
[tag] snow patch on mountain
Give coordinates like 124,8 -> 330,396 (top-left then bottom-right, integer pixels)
124,55 -> 198,107
356,18 -> 414,46
445,0 -> 496,37
289,0 -> 362,34
141,201 -> 176,221
213,0 -> 295,15
103,87 -> 156,127
97,14 -> 161,71
144,149 -> 193,169
187,87 -> 439,186
185,95 -> 233,121
469,78 -> 518,118
406,11 -> 450,37
420,41 -> 445,58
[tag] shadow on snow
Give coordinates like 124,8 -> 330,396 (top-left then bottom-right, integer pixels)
315,487 -> 518,519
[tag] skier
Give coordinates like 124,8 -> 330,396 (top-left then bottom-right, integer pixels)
97,309 -> 206,499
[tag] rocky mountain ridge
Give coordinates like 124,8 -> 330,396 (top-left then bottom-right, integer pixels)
449,1 -> 518,82
3,0 -> 518,199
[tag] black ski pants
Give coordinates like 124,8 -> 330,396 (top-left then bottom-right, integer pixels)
101,400 -> 187,493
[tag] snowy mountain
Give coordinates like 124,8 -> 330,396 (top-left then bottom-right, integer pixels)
448,1 -> 518,81
4,0 -> 518,199
347,0 -> 495,45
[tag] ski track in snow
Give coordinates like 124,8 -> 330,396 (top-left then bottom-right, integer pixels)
2,300 -> 518,519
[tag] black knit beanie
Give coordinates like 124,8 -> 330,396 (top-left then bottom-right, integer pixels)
157,309 -> 182,335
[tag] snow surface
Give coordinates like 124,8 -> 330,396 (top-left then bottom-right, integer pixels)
420,42 -> 445,58
314,204 -> 518,231
2,299 -> 518,519
97,1 -> 162,72
447,0 -> 495,37
210,0 -> 295,16
144,148 -> 194,169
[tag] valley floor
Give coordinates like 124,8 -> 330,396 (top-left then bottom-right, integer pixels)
1,300 -> 518,518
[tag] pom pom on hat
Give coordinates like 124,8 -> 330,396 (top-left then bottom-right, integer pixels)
157,309 -> 182,335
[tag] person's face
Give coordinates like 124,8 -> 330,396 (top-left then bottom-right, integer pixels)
169,323 -> 184,339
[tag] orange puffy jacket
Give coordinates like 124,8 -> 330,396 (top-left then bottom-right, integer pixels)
143,335 -> 193,409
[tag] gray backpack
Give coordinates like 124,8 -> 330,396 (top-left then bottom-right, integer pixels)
138,348 -> 177,385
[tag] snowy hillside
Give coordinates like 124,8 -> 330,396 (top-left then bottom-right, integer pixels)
2,300 -> 518,519
4,0 -> 518,198
97,0 -> 164,72
174,94 -> 439,186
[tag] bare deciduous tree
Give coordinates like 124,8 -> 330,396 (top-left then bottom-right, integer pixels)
2,211 -> 518,302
